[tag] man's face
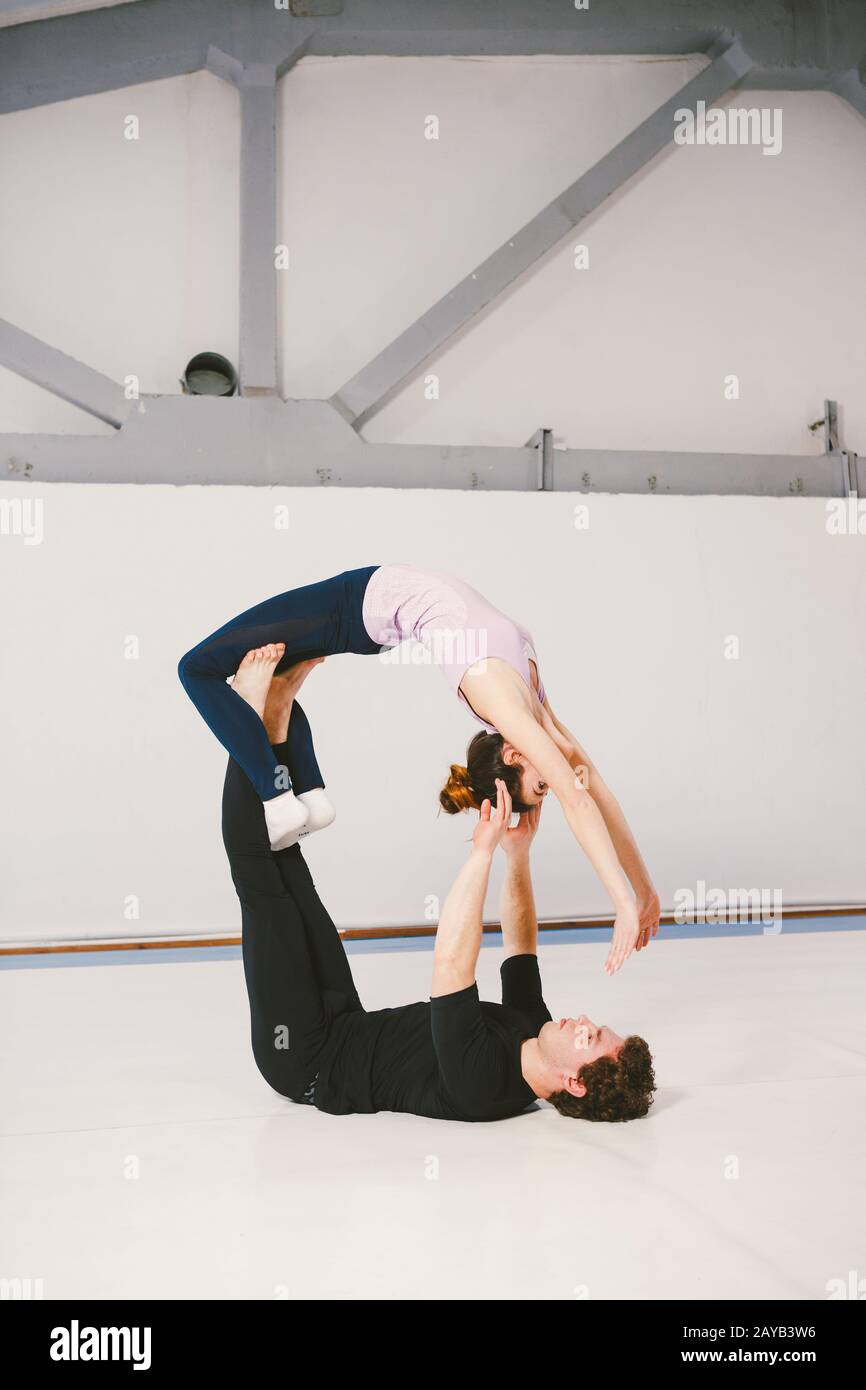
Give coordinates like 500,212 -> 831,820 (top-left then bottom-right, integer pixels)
537,1015 -> 625,1095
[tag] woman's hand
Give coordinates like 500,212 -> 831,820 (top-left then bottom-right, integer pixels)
472,779 -> 513,856
604,886 -> 659,973
604,899 -> 641,975
635,885 -> 661,953
501,803 -> 541,858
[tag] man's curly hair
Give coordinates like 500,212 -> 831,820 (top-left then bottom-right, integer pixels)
547,1035 -> 656,1122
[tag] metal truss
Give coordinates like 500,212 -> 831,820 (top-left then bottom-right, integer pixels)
1,0 -> 864,494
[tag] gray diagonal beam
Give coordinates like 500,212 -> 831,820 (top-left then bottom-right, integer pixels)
331,37 -> 754,429
832,68 -> 866,120
0,318 -> 130,426
238,63 -> 278,396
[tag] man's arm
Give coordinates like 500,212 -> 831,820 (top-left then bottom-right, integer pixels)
431,780 -> 512,997
499,805 -> 540,960
498,807 -> 553,1026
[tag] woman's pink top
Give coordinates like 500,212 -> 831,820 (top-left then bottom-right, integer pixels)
362,563 -> 546,734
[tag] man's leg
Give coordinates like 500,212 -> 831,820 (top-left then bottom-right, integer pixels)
283,700 -> 337,837
283,699 -> 323,796
221,754 -> 330,1100
262,700 -> 362,1012
262,660 -> 336,839
274,845 -> 364,1016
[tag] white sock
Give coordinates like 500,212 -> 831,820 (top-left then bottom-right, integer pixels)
263,790 -> 310,850
297,788 -> 336,838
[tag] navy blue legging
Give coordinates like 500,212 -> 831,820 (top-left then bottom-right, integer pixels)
178,566 -> 382,802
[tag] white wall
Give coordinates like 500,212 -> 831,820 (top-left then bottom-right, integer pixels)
1,58 -> 865,453
1,485 -> 864,945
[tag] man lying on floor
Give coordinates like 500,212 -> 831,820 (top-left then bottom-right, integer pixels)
222,729 -> 656,1125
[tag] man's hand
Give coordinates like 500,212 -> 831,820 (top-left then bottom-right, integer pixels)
501,803 -> 541,858
472,779 -> 513,856
635,885 -> 661,953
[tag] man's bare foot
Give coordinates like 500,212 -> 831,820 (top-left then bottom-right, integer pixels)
230,643 -> 286,720
263,657 -> 325,743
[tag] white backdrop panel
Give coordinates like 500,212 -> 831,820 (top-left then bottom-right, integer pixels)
1,485 -> 864,943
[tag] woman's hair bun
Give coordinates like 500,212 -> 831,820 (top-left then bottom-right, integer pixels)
439,763 -> 477,815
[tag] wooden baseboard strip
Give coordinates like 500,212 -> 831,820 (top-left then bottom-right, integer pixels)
2,904 -> 864,957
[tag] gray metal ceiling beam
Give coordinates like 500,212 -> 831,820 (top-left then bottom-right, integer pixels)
305,26 -> 721,61
0,318 -> 131,426
1,396 -> 858,497
548,447 -> 857,498
2,0 -> 866,117
237,63 -> 278,396
330,38 -> 754,430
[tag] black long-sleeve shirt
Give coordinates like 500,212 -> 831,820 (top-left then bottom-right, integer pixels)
313,953 -> 552,1122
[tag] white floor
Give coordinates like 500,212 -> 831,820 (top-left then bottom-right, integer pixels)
2,928 -> 864,1301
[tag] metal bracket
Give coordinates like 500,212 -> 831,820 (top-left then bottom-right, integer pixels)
825,398 -> 839,453
807,398 -> 859,497
808,398 -> 840,453
525,428 -> 553,490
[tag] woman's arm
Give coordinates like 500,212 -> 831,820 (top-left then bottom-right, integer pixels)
473,677 -> 631,902
540,695 -> 661,950
540,699 -> 652,892
462,666 -> 639,972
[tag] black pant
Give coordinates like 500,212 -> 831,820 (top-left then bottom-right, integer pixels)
222,742 -> 363,1101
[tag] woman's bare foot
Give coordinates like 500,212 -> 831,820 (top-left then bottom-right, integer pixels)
263,657 -> 325,743
230,643 -> 286,720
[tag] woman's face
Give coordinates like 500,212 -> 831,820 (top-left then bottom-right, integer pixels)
502,745 -> 549,806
